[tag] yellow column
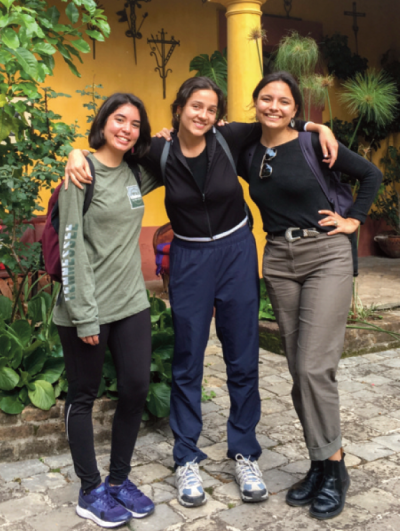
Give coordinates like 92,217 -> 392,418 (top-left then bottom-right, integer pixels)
209,0 -> 267,122
209,0 -> 268,273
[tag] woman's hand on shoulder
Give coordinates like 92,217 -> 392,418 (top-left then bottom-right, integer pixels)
65,149 -> 92,190
318,210 -> 360,235
81,335 -> 99,346
154,128 -> 174,141
306,123 -> 338,168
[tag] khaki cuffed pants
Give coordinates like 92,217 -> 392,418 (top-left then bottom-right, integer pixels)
263,233 -> 353,461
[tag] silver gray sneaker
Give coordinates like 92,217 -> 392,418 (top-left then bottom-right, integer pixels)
235,454 -> 268,502
175,460 -> 206,507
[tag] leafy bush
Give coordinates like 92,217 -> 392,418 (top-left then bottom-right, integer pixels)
0,290 -> 175,419
320,33 -> 368,80
0,287 -> 65,414
370,146 -> 400,235
259,279 -> 275,321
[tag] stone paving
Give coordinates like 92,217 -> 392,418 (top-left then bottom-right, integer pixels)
357,256 -> 400,309
1,319 -> 400,530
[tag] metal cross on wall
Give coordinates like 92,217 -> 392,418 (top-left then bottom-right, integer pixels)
148,29 -> 180,99
116,0 -> 152,65
283,0 -> 293,18
344,2 -> 366,54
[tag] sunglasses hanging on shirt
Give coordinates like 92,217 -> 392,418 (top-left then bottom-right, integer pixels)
259,147 -> 277,179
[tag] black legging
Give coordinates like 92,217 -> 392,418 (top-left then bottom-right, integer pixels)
57,308 -> 152,493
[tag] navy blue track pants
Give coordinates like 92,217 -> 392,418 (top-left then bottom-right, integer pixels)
168,225 -> 262,466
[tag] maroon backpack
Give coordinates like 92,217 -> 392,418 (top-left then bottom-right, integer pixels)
41,158 -> 96,283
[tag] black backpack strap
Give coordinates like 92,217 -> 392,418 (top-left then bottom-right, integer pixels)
160,140 -> 171,183
215,129 -> 254,230
128,162 -> 142,190
84,157 -> 96,215
215,129 -> 236,174
298,132 -> 332,202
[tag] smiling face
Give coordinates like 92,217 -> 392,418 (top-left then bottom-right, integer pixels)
101,103 -> 141,154
177,89 -> 219,137
255,81 -> 298,130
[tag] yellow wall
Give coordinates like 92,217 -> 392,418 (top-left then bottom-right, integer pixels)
43,0 -> 221,226
43,0 -> 399,270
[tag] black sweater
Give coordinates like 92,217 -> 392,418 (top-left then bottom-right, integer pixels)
238,133 -> 382,235
141,122 -> 263,238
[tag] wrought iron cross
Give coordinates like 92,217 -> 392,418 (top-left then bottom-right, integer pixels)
116,0 -> 152,65
283,0 -> 293,18
344,2 -> 366,54
148,29 -> 180,99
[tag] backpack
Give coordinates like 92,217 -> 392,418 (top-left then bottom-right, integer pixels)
41,157 -> 142,283
160,128 -> 254,229
242,132 -> 358,275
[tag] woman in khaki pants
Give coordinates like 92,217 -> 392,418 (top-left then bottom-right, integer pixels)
238,71 -> 382,520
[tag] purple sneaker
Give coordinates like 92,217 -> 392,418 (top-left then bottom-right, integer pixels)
76,483 -> 132,528
106,476 -> 155,518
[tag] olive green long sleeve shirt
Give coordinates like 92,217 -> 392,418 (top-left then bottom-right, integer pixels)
53,155 -> 161,337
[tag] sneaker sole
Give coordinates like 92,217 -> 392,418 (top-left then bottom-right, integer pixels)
177,494 -> 207,508
76,505 -> 131,528
127,506 -> 155,519
240,492 -> 269,503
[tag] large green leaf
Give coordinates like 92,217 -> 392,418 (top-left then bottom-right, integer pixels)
28,380 -> 55,410
189,50 -> 228,96
0,394 -> 24,414
46,6 -> 60,26
36,358 -> 64,384
103,350 -> 116,380
71,38 -> 91,54
0,367 -> 19,391
0,333 -> 23,368
0,0 -> 14,9
150,296 -> 167,315
10,320 -> 31,346
11,47 -> 38,79
0,296 -> 12,321
152,345 -> 174,361
23,347 -> 47,376
33,43 -> 56,56
151,330 -> 174,351
146,382 -> 171,418
65,2 -> 79,24
2,28 -> 19,49
0,110 -> 14,141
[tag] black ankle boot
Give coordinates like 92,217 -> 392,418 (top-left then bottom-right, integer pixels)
309,453 -> 350,520
286,460 -> 324,506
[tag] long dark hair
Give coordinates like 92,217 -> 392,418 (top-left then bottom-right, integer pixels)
89,92 -> 151,159
171,76 -> 226,129
252,71 -> 303,117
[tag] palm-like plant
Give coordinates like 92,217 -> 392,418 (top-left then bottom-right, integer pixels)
189,50 -> 228,96
275,32 -> 319,119
340,70 -> 399,149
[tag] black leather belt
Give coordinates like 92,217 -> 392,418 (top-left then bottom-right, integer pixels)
270,227 -> 320,243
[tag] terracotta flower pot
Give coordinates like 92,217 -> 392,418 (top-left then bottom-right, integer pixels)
374,231 -> 400,258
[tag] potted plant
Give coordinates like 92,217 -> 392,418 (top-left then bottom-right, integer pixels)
370,146 -> 400,257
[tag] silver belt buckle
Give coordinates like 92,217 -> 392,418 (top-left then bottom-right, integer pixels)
303,228 -> 320,238
285,227 -> 301,243
285,227 -> 320,243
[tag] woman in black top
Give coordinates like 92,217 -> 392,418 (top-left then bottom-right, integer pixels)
65,76 -> 337,509
238,71 -> 382,520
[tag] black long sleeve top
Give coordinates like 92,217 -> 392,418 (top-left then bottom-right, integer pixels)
238,133 -> 382,235
140,122 -> 263,238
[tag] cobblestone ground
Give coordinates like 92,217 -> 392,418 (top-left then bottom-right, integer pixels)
1,322 -> 400,530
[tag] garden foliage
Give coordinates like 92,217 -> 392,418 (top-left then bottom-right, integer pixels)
0,290 -> 175,418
